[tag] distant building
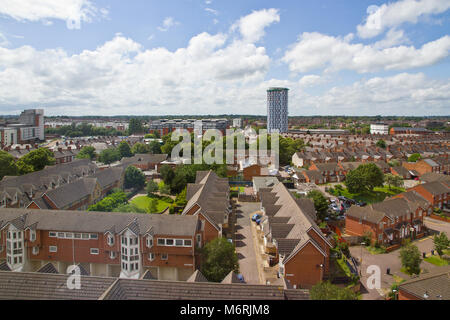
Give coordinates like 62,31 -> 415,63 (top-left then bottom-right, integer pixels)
0,109 -> 44,146
390,127 -> 431,135
148,119 -> 229,136
267,87 -> 288,134
232,118 -> 242,128
370,123 -> 389,135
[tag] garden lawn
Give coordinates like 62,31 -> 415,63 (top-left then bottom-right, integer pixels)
131,196 -> 171,213
424,255 -> 449,266
331,186 -> 405,204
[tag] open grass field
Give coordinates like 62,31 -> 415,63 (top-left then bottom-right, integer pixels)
131,196 -> 171,213
331,186 -> 406,204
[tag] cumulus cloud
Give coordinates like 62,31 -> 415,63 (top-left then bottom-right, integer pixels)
0,25 -> 273,115
205,8 -> 219,16
295,73 -> 450,115
157,17 -> 180,32
0,0 -> 105,29
357,0 -> 450,38
298,75 -> 323,87
282,32 -> 450,73
231,8 -> 280,43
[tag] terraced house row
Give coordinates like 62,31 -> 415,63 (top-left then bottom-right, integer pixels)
0,208 -> 202,281
0,159 -> 124,210
258,183 -> 332,289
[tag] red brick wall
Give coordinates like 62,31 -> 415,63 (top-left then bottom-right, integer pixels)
284,242 -> 325,289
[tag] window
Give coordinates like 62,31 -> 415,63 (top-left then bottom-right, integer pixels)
175,239 -> 183,246
32,247 -> 39,255
107,234 -> 114,246
90,248 -> 99,255
161,253 -> 168,260
65,233 -> 73,239
90,234 -> 98,240
184,240 -> 192,247
196,234 -> 202,248
148,253 -> 155,261
82,233 -> 89,239
30,230 -> 36,242
110,251 -> 116,259
49,246 -> 57,253
166,239 -> 174,246
58,232 -> 64,238
146,236 -> 153,248
74,233 -> 81,239
157,238 -> 165,246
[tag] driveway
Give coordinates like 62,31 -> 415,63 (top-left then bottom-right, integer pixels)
234,202 -> 263,285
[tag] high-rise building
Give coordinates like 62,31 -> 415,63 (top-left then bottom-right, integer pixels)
267,87 -> 288,133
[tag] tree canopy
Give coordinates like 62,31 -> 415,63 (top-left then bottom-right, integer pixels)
88,191 -> 128,212
400,241 -> 422,275
433,232 -> 450,257
124,166 -> 146,189
307,190 -> 329,221
19,148 -> 55,172
345,163 -> 384,194
118,141 -> 133,158
76,146 -> 97,160
201,237 -> 239,282
310,281 -> 359,300
98,148 -> 121,164
0,151 -> 18,180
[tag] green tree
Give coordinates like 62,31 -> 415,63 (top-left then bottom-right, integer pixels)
310,281 -> 359,300
307,190 -> 329,221
433,232 -> 450,257
175,187 -> 187,206
128,118 -> 143,135
16,160 -> 34,175
118,141 -> 133,158
98,148 -> 121,165
170,171 -> 187,194
201,237 -> 239,282
148,198 -> 158,213
384,173 -> 404,190
160,164 -> 175,186
146,180 -> 159,195
400,241 -> 422,275
76,146 -> 96,160
131,142 -> 149,155
158,181 -> 171,195
88,191 -> 128,212
408,153 -> 421,162
124,166 -> 146,189
345,163 -> 384,194
0,151 -> 18,179
148,140 -> 162,154
376,139 -> 386,149
19,148 -> 55,172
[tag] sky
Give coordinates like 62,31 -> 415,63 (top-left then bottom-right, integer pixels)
0,0 -> 449,116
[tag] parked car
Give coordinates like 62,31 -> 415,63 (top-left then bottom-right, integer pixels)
251,214 -> 261,221
237,274 -> 245,283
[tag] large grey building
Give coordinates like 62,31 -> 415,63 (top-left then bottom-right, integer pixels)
267,87 -> 288,133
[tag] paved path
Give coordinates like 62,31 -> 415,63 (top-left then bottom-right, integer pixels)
234,202 -> 263,285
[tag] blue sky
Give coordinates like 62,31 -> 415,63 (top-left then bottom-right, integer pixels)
0,0 -> 449,116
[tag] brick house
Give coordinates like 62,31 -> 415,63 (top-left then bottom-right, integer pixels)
302,170 -> 325,184
398,266 -> 450,300
0,208 -> 201,281
345,197 -> 426,245
390,166 -> 412,179
408,181 -> 450,210
259,183 -> 332,289
309,162 -> 345,182
182,171 -> 231,244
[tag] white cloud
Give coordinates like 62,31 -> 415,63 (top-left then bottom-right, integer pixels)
357,0 -> 450,38
0,32 -> 9,47
298,75 -> 323,87
157,17 -> 180,32
0,0 -> 106,29
373,28 -> 410,49
0,25 -> 272,115
205,8 -> 219,16
231,8 -> 280,43
282,32 -> 450,73
295,73 -> 450,115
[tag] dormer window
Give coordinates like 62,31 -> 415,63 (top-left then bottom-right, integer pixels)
107,234 -> 115,246
30,230 -> 36,242
146,235 -> 153,248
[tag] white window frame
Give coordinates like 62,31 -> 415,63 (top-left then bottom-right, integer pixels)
184,239 -> 192,247
148,253 -> 155,261
32,246 -> 39,255
49,232 -> 57,237
161,253 -> 168,260
90,248 -> 99,255
109,251 -> 116,259
146,236 -> 153,248
49,246 -> 57,253
107,234 -> 114,246
90,234 -> 98,240
30,230 -> 36,242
